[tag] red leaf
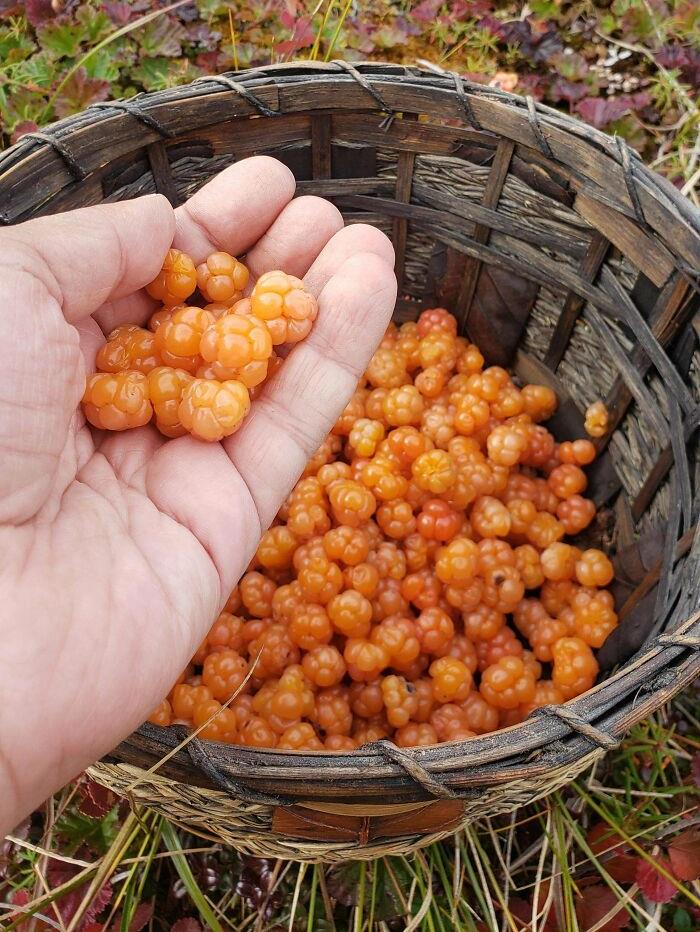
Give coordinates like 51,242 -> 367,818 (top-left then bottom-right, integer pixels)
576,92 -> 651,129
171,920 -> 203,932
25,0 -> 55,26
275,15 -> 315,55
668,827 -> 700,881
10,120 -> 39,144
586,822 -> 638,884
410,0 -> 442,21
54,68 -> 110,118
79,779 -> 117,819
576,885 -> 630,931
128,902 -> 154,931
636,858 -> 677,904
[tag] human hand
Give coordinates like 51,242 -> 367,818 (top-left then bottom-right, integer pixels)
0,156 -> 396,835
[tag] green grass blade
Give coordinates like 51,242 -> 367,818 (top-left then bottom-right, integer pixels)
160,820 -> 224,932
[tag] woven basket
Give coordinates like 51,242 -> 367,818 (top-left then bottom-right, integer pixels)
2,62 -> 698,863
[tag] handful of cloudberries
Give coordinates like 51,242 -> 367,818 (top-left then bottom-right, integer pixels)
82,249 -> 318,442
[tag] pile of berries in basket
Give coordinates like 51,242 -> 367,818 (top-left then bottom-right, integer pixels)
82,247 -> 616,750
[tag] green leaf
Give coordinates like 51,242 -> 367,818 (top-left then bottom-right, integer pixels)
161,821 -> 224,932
83,46 -> 127,82
674,908 -> 693,932
130,56 -> 171,91
55,804 -> 119,856
76,5 -> 114,44
37,22 -> 87,59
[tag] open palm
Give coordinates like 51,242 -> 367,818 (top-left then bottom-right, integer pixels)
0,156 -> 397,835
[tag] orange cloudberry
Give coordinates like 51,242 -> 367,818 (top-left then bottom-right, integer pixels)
146,248 -> 197,307
196,251 -> 249,303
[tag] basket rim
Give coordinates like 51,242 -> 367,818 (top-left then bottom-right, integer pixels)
2,61 -> 698,802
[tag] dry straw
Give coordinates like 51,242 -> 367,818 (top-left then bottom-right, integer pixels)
1,62 -> 698,861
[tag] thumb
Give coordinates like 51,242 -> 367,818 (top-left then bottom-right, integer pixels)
0,196 -> 174,525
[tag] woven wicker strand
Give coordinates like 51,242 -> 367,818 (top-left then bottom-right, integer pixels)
0,62 -> 697,860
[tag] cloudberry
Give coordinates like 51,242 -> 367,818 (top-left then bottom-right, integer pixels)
487,424 -> 528,467
297,557 -> 343,604
415,607 -> 454,655
572,590 -> 617,648
349,418 -> 386,457
148,307 -> 173,333
322,526 -> 369,566
585,400 -> 608,438
292,536 -> 326,571
328,479 -> 376,527
317,461 -> 352,488
367,541 -> 407,580
444,578 -> 483,612
381,675 -> 419,727
82,371 -> 152,431
435,537 -> 479,586
575,549 -> 614,587
353,716 -> 390,744
196,251 -> 249,303
521,384 -> 557,421
154,305 -> 215,372
171,683 -> 213,721
371,615 -> 421,666
557,495 -> 596,535
456,341 -> 484,374
146,248 -> 197,307
202,649 -> 248,701
415,365 -> 446,399
429,656 -> 472,702
199,314 -> 272,386
344,639 -> 389,681
240,571 -> 276,617
250,270 -> 318,345
548,463 -> 587,500
526,512 -> 565,549
325,735 -> 358,751
148,699 -> 172,727
520,680 -> 565,717
328,589 -> 373,637
302,644 -> 346,687
480,656 -> 536,710
193,700 -> 237,742
416,498 -> 462,541
454,394 -> 490,436
460,692 -> 499,734
401,569 -> 441,610
349,681 -> 384,718
178,378 -> 250,441
371,577 -> 410,621
430,705 -> 475,742
365,388 -> 389,422
395,723 -> 439,747
360,457 -> 408,502
476,627 -> 523,672
344,562 -> 380,599
514,545 -> 546,589
365,348 -> 409,388
396,321 -> 422,369
287,501 -> 331,540
207,612 -> 245,653
507,498 -> 538,537
146,366 -> 193,437
256,526 -> 298,570
532,478 -> 560,514
411,449 -> 456,494
239,716 -> 277,748
97,325 -> 160,374
334,389 -> 367,435
289,603 -> 332,650
417,307 -> 458,337
418,331 -> 459,371
314,687 -> 353,736
421,404 -> 455,448
490,387 -> 525,420
248,624 -> 299,679
463,604 -> 505,641
403,532 -> 431,571
382,385 -> 424,426
386,426 -> 432,466
471,495 -> 512,538
559,439 -> 596,466
541,542 -> 578,581
377,499 -> 416,539
552,637 -> 598,699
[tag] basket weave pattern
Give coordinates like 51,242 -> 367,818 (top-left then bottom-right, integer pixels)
1,62 -> 698,861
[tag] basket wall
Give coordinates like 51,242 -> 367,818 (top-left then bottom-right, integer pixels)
1,63 -> 698,861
